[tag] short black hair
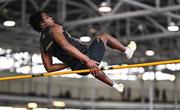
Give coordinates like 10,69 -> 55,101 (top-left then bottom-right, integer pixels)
29,10 -> 45,32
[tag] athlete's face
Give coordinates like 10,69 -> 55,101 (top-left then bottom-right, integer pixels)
41,13 -> 55,27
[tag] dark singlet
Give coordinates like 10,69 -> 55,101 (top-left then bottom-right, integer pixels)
40,27 -> 88,70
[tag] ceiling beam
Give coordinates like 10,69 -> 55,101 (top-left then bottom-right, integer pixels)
84,0 -> 99,12
29,0 -> 39,10
65,5 -> 180,26
0,25 -> 39,37
123,31 -> 180,41
145,16 -> 167,32
121,0 -> 180,19
0,0 -> 15,3
0,1 -> 11,10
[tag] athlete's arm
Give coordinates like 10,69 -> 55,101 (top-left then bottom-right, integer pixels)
50,25 -> 89,63
40,49 -> 68,72
50,25 -> 99,71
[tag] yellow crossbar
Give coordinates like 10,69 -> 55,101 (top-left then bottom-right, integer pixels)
0,59 -> 180,81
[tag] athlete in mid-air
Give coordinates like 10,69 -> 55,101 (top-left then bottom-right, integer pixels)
29,11 -> 137,92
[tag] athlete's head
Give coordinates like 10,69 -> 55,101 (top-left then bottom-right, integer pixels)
29,10 -> 55,32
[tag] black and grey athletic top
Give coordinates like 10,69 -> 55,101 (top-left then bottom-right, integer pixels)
40,27 -> 88,70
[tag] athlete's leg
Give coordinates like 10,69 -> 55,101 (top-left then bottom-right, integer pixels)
97,33 -> 136,59
97,33 -> 126,51
91,71 -> 113,86
88,38 -> 125,92
91,71 -> 124,92
89,33 -> 136,92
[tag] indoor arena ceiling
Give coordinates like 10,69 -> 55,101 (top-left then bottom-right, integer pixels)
0,0 -> 180,65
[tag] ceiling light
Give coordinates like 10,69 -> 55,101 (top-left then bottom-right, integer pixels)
89,28 -> 97,33
155,71 -> 175,81
0,106 -> 13,109
98,2 -> 112,13
33,108 -> 48,110
145,50 -> 155,56
32,53 -> 42,64
6,49 -> 12,54
0,48 -> 5,55
142,71 -> 155,80
16,66 -> 31,74
138,24 -> 143,31
3,20 -> 16,27
98,6 -> 112,13
166,64 -> 176,71
138,67 -> 145,73
156,64 -> 166,70
79,36 -> 91,42
167,22 -> 179,32
27,102 -> 38,109
0,57 -> 14,70
52,101 -> 66,107
169,75 -> 176,81
176,63 -> 180,70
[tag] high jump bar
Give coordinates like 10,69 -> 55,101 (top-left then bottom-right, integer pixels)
0,59 -> 180,81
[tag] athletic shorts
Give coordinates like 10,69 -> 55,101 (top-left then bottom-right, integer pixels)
88,38 -> 105,62
74,38 -> 106,75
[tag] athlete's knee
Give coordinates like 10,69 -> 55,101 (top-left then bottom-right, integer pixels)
97,33 -> 110,43
97,33 -> 109,38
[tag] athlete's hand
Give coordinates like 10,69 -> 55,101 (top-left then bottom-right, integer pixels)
85,59 -> 100,74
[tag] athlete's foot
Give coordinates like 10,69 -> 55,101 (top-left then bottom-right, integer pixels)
125,41 -> 137,59
112,83 -> 124,93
